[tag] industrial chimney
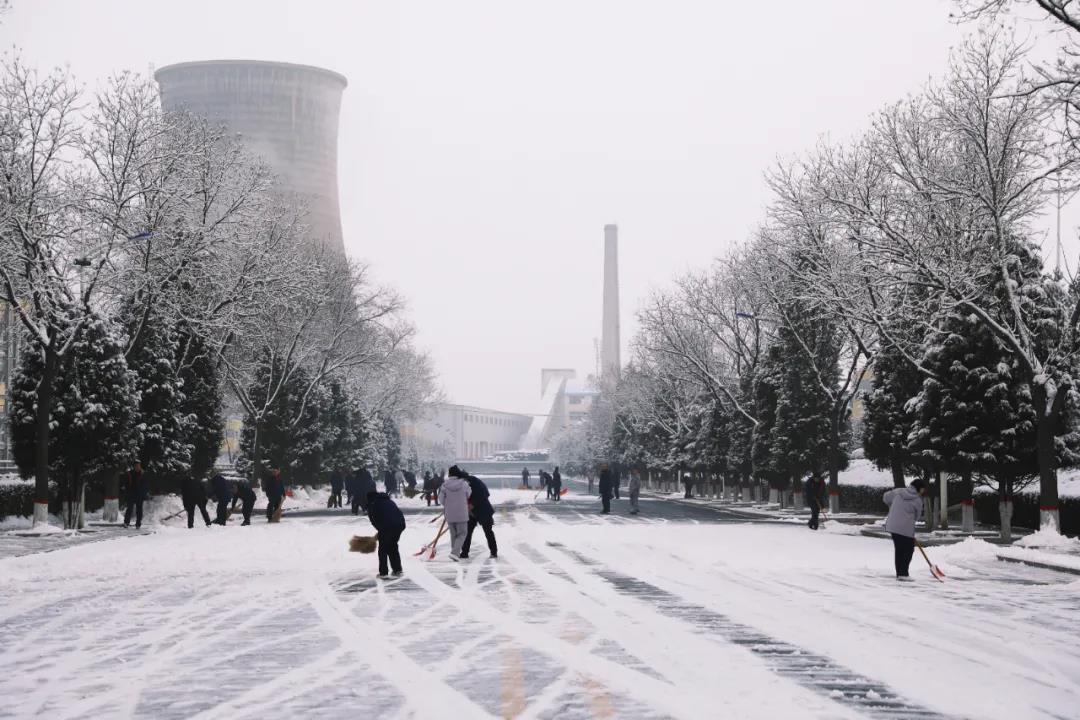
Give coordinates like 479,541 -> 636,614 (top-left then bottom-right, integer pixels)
601,224 -> 621,383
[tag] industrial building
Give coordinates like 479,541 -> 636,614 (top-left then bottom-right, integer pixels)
399,404 -> 533,462
154,60 -> 348,252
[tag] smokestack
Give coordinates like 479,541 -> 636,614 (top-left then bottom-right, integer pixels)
601,224 -> 621,383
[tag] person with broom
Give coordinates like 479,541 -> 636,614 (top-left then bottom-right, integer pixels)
883,478 -> 927,581
439,466 -> 472,560
452,465 -> 497,560
366,490 -> 406,577
551,466 -> 562,501
805,471 -> 826,530
264,467 -> 285,523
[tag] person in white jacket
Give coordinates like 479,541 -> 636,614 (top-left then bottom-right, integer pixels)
438,473 -> 472,560
883,478 -> 927,580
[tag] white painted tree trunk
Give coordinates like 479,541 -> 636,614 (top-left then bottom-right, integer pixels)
999,500 -> 1013,542
828,491 -> 840,514
103,496 -> 119,523
725,485 -> 734,501
1040,507 -> 1060,534
939,478 -> 949,529
961,500 -> 975,533
32,501 -> 49,527
793,490 -> 804,512
768,487 -> 778,505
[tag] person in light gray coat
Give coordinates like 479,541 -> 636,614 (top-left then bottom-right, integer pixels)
438,473 -> 472,560
883,478 -> 927,579
628,470 -> 642,515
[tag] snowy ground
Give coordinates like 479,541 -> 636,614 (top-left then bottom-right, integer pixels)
2,488 -> 1078,719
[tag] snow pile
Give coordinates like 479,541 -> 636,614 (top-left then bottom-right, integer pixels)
932,536 -> 1001,564
1014,526 -> 1080,550
836,458 -> 895,488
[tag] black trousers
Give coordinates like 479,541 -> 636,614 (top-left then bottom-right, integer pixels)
378,527 -> 403,575
266,496 -> 282,522
601,494 -> 611,513
462,517 -> 497,557
552,486 -> 561,501
186,500 -> 212,528
891,533 -> 915,577
329,491 -> 342,508
240,497 -> 254,523
351,494 -> 361,514
124,498 -> 144,527
808,503 -> 820,530
614,484 -> 620,499
215,498 -> 230,525
684,483 -> 693,499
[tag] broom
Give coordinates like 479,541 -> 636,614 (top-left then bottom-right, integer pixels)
349,534 -> 378,553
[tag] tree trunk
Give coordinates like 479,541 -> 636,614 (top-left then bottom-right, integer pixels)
889,448 -> 905,488
1035,408 -> 1061,533
937,470 -> 948,530
103,469 -> 120,523
960,469 -> 974,533
792,474 -> 804,511
828,415 -> 841,513
32,347 -> 60,527
998,472 -> 1013,542
252,422 -> 263,488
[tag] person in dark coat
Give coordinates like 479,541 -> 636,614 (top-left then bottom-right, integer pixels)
210,473 -> 232,525
353,467 -> 377,514
264,468 -> 285,523
345,470 -> 359,511
123,462 -> 148,529
598,463 -> 614,514
682,472 -> 694,499
329,470 -> 344,508
551,467 -> 562,501
433,473 -> 444,506
422,471 -> 435,506
805,472 -> 826,530
451,465 -> 497,559
366,491 -> 406,577
181,476 -> 212,528
521,467 -> 531,489
540,470 -> 552,499
232,480 -> 257,526
384,469 -> 398,497
403,470 -> 418,492
613,465 -> 622,500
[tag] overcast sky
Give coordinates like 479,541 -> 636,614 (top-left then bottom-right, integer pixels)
7,0 -> 1076,415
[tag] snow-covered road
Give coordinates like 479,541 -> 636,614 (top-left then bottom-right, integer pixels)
2,490 -> 1077,719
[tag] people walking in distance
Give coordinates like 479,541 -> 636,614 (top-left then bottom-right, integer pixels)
451,465 -> 497,559
181,476 -> 212,528
366,491 -> 407,577
598,463 -> 614,514
353,467 -> 376,515
439,468 -> 472,560
521,466 -> 531,489
209,473 -> 231,525
551,466 -> 562,501
123,462 -> 148,529
806,472 -> 826,530
329,470 -> 344,508
628,470 -> 641,515
264,467 -> 285,523
233,479 -> 256,526
682,472 -> 694,499
883,479 -> 927,580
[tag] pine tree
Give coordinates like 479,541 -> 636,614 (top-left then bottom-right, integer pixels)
176,328 -> 224,481
11,312 -> 139,526
124,306 -> 189,483
321,380 -> 357,477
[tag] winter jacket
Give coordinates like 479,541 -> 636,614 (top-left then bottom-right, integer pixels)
439,475 -> 472,523
552,469 -> 562,488
805,477 -> 825,509
210,474 -> 231,503
356,468 -> 377,499
403,471 -> 417,489
181,477 -> 208,506
384,470 -> 397,493
464,475 -> 494,523
263,472 -> 285,502
125,470 -> 148,501
235,481 -> 256,504
598,469 -> 614,498
330,471 -> 344,493
884,486 -> 924,538
367,492 -> 406,534
628,474 -> 641,493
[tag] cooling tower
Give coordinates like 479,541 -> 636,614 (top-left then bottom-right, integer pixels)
154,60 -> 347,252
601,224 -> 621,382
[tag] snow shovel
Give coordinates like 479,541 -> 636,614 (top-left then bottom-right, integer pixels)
915,538 -> 946,582
415,517 -> 447,556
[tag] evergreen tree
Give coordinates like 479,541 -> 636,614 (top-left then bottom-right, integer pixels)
124,306 -> 189,483
177,328 -> 224,481
11,312 -> 138,525
321,380 -> 357,476
382,414 -> 402,471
